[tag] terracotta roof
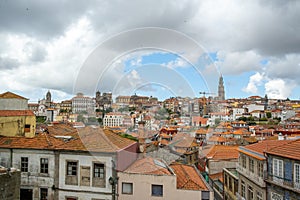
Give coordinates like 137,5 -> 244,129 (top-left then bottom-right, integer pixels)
124,157 -> 172,175
266,139 -> 300,160
171,133 -> 198,148
209,172 -> 223,182
171,163 -> 208,191
0,110 -> 34,116
206,145 -> 239,160
0,124 -> 136,153
0,91 -> 27,99
239,140 -> 290,160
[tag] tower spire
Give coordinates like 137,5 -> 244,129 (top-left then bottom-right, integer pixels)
218,75 -> 225,100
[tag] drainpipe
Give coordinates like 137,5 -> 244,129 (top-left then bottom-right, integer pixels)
10,149 -> 13,168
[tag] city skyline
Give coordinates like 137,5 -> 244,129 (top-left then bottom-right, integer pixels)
0,1 -> 300,102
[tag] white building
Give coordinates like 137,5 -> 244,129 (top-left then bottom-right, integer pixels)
72,93 -> 95,114
103,113 -> 124,127
118,157 -> 213,200
0,124 -> 138,200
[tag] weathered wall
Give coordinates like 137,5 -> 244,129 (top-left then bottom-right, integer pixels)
0,115 -> 36,138
0,98 -> 28,110
208,160 -> 237,175
58,152 -> 114,199
0,170 -> 21,200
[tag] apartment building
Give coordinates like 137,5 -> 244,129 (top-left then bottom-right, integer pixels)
0,124 -> 138,200
237,140 -> 289,200
265,139 -> 300,200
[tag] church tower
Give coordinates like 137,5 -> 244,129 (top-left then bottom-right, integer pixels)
46,90 -> 51,107
218,75 -> 225,100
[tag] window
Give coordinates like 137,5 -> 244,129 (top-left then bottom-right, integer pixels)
271,192 -> 283,200
294,163 -> 300,186
273,159 -> 283,178
67,161 -> 77,176
258,162 -> 263,178
241,181 -> 245,198
249,159 -> 254,173
94,163 -> 105,178
122,182 -> 133,194
21,157 -> 28,172
242,155 -> 246,168
256,191 -> 263,200
40,158 -> 48,174
24,124 -> 31,132
248,186 -> 254,200
152,184 -> 163,196
40,188 -> 47,200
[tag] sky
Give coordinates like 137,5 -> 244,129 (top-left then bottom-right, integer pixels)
0,0 -> 300,102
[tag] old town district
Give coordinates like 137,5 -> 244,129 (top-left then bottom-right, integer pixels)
1,78 -> 300,200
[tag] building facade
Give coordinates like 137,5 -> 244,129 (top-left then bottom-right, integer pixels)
265,139 -> 300,200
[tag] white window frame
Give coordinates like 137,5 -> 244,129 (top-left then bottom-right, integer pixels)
271,192 -> 283,200
294,163 -> 300,188
122,182 -> 133,194
273,158 -> 283,178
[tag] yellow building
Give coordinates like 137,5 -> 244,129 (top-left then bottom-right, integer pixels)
0,110 -> 36,138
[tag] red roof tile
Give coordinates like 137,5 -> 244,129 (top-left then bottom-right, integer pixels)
0,110 -> 34,116
0,124 -> 136,153
206,145 -> 239,160
171,163 -> 208,190
124,157 -> 172,175
266,139 -> 300,160
0,91 -> 27,99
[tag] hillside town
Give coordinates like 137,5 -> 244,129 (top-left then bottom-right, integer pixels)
1,75 -> 300,200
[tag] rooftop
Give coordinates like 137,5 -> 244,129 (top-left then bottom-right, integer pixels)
0,110 -> 34,117
266,139 -> 300,160
171,163 -> 208,191
239,140 -> 290,160
206,145 -> 239,160
0,91 -> 27,100
124,157 -> 172,175
0,123 -> 136,153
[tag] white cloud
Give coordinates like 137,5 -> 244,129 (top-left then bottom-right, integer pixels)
265,79 -> 296,99
216,50 -> 262,75
164,57 -> 188,68
243,72 -> 264,94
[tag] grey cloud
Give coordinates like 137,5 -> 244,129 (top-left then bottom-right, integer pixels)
0,0 -> 93,39
0,57 -> 19,70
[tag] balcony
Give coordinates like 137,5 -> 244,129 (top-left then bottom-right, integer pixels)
236,163 -> 266,187
267,174 -> 300,193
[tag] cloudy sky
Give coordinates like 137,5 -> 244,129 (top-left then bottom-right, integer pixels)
0,0 -> 300,102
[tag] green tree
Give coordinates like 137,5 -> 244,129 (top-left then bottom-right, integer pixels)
77,114 -> 85,122
266,112 -> 272,118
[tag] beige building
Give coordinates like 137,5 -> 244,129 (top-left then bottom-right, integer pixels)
118,157 -> 213,200
0,110 -> 36,138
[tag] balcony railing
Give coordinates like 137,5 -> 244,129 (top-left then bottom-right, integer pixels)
236,163 -> 266,187
267,174 -> 300,192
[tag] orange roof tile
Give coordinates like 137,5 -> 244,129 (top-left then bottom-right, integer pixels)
0,110 -> 34,116
266,139 -> 300,160
209,172 -> 223,182
124,157 -> 172,175
206,145 -> 239,160
0,91 -> 27,99
171,133 -> 198,148
171,163 -> 208,191
240,140 -> 290,156
0,124 -> 136,153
